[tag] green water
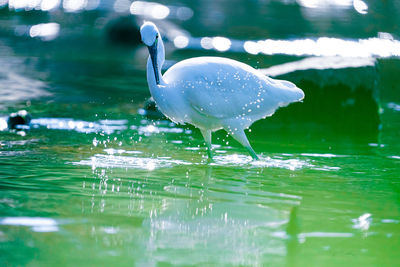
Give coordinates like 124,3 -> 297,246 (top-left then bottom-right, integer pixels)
1,105 -> 400,266
1,1 -> 400,266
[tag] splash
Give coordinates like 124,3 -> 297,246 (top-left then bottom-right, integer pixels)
352,213 -> 372,231
211,154 -> 312,170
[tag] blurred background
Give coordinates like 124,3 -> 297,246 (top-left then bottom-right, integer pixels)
1,1 -> 400,266
0,0 -> 399,141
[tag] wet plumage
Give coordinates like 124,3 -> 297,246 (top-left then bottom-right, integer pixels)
140,22 -> 304,160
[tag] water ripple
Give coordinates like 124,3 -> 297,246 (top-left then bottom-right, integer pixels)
73,154 -> 192,170
211,154 -> 312,171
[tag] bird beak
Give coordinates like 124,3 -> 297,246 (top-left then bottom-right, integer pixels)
147,41 -> 160,85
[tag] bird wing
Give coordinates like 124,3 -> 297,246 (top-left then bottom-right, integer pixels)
164,57 -> 301,121
186,72 -> 265,120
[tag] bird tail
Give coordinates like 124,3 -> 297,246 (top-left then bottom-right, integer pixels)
276,80 -> 305,105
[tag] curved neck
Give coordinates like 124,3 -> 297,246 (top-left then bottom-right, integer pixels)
146,37 -> 166,91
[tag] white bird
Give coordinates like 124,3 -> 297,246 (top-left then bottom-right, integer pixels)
140,22 -> 304,160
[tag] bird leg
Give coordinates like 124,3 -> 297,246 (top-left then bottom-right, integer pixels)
228,128 -> 259,160
200,129 -> 213,159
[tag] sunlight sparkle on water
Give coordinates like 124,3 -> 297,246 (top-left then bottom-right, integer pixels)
101,226 -> 119,234
8,0 -> 40,10
353,0 -> 368,14
73,154 -> 191,170
297,0 -> 352,9
40,0 -> 60,11
133,123 -> 190,136
0,118 -> 7,131
200,37 -> 214,50
212,37 -> 231,52
257,37 -> 400,57
174,35 -> 189,49
7,0 -> 63,11
113,0 -> 130,13
175,6 -> 193,21
301,153 -> 343,158
0,217 -> 59,232
63,0 -> 87,12
29,23 -> 59,41
243,41 -> 260,55
130,1 -> 193,20
178,35 -> 400,59
352,213 -> 372,231
261,56 -> 376,76
130,1 -> 169,19
31,118 -> 127,134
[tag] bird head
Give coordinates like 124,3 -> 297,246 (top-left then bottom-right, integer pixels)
140,22 -> 160,85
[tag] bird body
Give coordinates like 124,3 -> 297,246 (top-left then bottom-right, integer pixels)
140,22 -> 304,160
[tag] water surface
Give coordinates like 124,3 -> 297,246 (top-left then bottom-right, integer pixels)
1,0 -> 400,266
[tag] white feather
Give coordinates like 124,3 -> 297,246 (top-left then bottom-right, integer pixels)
140,22 -> 304,159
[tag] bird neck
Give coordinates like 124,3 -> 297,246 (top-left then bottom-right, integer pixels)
146,36 -> 184,123
146,37 -> 166,90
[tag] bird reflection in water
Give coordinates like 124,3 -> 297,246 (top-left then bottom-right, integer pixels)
80,160 -> 302,265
